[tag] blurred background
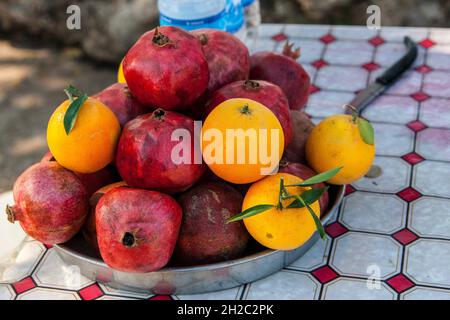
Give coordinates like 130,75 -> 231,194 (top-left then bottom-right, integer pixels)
0,0 -> 449,192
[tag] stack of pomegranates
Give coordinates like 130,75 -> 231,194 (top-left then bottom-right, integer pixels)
6,26 -> 326,273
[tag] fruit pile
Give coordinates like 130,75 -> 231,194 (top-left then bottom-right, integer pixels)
5,26 -> 375,273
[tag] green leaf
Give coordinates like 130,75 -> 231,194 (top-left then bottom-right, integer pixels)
286,187 -> 328,208
64,85 -> 84,98
63,94 -> 88,135
287,167 -> 342,187
226,204 -> 275,223
294,195 -> 326,239
357,117 -> 375,145
277,177 -> 285,209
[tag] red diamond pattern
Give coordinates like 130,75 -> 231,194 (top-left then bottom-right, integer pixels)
325,222 -> 349,238
309,84 -> 320,94
402,152 -> 425,165
13,277 -> 36,294
271,33 -> 288,42
312,266 -> 339,284
407,120 -> 427,132
419,39 -> 436,49
362,62 -> 380,71
386,274 -> 415,293
392,228 -> 419,245
345,185 -> 357,196
415,65 -> 433,74
411,91 -> 430,102
397,187 -> 422,202
369,36 -> 385,46
320,34 -> 336,44
149,295 -> 172,300
79,284 -> 104,300
312,59 -> 328,69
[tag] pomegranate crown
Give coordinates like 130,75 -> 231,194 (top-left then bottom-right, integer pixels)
282,42 -> 301,60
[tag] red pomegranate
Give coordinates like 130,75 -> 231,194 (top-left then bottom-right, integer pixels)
82,181 -> 127,253
206,80 -> 293,146
93,83 -> 149,127
96,187 -> 182,272
123,26 -> 209,110
41,151 -> 120,197
192,29 -> 250,95
283,110 -> 315,163
250,42 -> 311,110
279,161 -> 329,213
6,162 -> 88,245
116,109 -> 206,193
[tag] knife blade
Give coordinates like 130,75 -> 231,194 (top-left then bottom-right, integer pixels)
346,36 -> 418,114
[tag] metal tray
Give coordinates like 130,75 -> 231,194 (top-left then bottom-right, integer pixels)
54,185 -> 345,295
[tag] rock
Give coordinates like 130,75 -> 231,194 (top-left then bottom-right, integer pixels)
0,0 -> 158,63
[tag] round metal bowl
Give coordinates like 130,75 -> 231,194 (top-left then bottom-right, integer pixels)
54,185 -> 345,295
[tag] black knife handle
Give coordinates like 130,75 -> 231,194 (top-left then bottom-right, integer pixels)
376,36 -> 418,85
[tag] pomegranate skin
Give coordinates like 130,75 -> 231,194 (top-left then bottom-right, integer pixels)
96,187 -> 182,272
6,162 -> 88,245
206,80 -> 293,146
250,51 -> 311,110
93,83 -> 149,127
123,26 -> 209,110
116,109 -> 206,193
192,29 -> 250,95
279,162 -> 329,213
41,151 -> 120,197
283,110 -> 315,163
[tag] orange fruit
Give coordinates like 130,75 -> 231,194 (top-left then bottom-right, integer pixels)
306,114 -> 375,185
118,60 -> 126,84
242,173 -> 320,250
47,97 -> 121,173
201,98 -> 284,184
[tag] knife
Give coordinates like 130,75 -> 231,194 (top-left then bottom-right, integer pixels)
346,36 -> 418,114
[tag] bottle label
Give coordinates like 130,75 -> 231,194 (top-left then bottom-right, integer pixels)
160,10 -> 226,30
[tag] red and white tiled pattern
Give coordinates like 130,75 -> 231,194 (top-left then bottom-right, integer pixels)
1,24 -> 450,300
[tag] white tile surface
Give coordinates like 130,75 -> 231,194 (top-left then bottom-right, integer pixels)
379,27 -> 428,43
340,192 -> 406,233
244,270 -> 320,300
420,98 -> 450,129
353,156 -> 411,193
32,249 -> 93,290
413,161 -> 450,198
17,288 -> 80,300
284,24 -> 330,39
305,90 -> 355,117
427,44 -> 450,70
416,128 -> 450,162
362,95 -> 418,125
405,239 -> 450,288
409,197 -> 450,239
315,66 -> 368,92
332,26 -> 378,40
373,123 -> 415,156
330,232 -> 402,280
324,41 -> 374,65
322,278 -> 396,300
289,236 -> 331,271
424,71 -> 450,98
401,286 -> 450,300
0,284 -> 15,300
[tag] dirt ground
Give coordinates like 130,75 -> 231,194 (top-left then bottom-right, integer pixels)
0,37 -> 117,193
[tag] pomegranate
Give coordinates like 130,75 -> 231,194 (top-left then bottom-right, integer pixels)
116,109 -> 206,193
41,151 -> 120,196
174,181 -> 249,265
192,29 -> 250,96
82,181 -> 127,253
279,161 -> 329,213
283,110 -> 315,164
206,80 -> 293,146
250,42 -> 311,110
123,26 -> 209,110
96,187 -> 182,272
93,83 -> 148,127
6,162 -> 88,245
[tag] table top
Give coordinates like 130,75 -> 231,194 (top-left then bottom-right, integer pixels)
1,24 -> 450,300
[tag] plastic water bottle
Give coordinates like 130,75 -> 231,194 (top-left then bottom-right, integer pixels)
158,0 -> 227,31
243,0 -> 261,36
224,0 -> 246,42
